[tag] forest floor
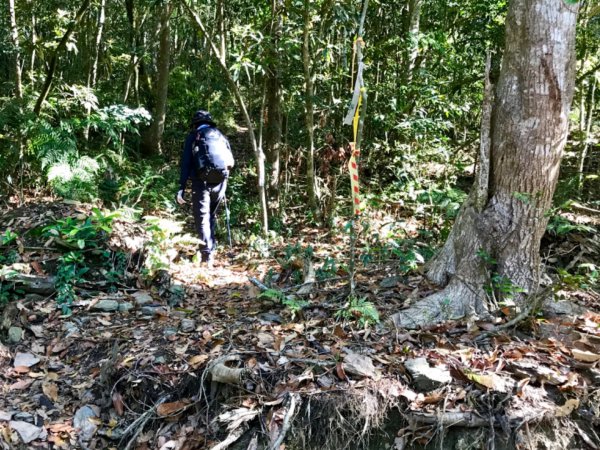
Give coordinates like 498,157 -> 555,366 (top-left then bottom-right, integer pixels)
1,200 -> 600,450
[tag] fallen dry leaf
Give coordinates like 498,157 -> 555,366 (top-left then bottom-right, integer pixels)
156,400 -> 190,417
188,354 -> 209,369
555,398 -> 579,417
10,379 -> 34,390
112,391 -> 124,416
42,382 -> 59,401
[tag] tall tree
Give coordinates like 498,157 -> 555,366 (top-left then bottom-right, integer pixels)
8,0 -> 23,99
141,1 -> 173,155
302,0 -> 319,217
392,0 -> 580,328
265,0 -> 283,208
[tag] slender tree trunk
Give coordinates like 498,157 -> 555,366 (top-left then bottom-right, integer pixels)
578,77 -> 596,195
392,0 -> 579,329
183,0 -> 269,235
217,0 -> 226,65
84,0 -> 106,140
29,1 -> 37,85
406,0 -> 421,84
302,0 -> 318,217
141,2 -> 173,156
8,0 -> 23,99
265,0 -> 283,209
34,0 -> 92,116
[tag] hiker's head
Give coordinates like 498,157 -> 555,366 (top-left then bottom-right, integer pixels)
192,110 -> 215,127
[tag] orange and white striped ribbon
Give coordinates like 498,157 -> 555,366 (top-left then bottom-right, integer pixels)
347,90 -> 363,216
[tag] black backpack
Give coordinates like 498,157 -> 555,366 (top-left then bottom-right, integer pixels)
192,125 -> 233,184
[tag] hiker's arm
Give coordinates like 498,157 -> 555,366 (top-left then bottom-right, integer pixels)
225,138 -> 235,169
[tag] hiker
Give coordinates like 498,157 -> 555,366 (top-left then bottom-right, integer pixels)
177,110 -> 234,267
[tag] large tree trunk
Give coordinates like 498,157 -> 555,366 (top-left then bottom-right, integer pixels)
392,0 -> 579,329
141,2 -> 173,156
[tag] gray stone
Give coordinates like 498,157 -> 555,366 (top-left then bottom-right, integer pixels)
258,313 -> 283,324
141,305 -> 167,317
180,319 -> 196,333
404,357 -> 452,391
13,352 -> 40,368
380,276 -> 402,288
63,322 -> 79,337
73,405 -> 100,442
0,410 -> 13,421
131,291 -> 153,306
163,327 -> 177,338
343,353 -> 378,379
10,420 -> 47,444
7,326 -> 24,343
118,302 -> 134,312
92,300 -> 119,312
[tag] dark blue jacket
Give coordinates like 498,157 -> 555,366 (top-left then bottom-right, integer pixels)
179,124 -> 234,192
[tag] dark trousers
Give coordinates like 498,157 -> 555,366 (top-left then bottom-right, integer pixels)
191,179 -> 227,259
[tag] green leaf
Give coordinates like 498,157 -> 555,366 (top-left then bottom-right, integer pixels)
77,239 -> 85,249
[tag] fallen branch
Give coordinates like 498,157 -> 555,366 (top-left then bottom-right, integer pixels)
409,411 -> 488,428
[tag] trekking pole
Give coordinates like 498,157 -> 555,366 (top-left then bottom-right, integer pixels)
224,195 -> 232,248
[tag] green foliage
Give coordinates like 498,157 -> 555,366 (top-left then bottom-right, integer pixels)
0,230 -> 18,247
55,251 -> 88,314
0,266 -> 21,306
546,214 -> 595,236
335,296 -> 380,327
259,288 -> 308,319
43,208 -> 117,249
142,216 -> 201,278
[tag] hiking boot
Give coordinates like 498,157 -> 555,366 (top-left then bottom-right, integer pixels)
203,253 -> 215,269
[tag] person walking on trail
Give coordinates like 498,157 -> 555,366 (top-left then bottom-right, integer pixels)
177,110 -> 234,267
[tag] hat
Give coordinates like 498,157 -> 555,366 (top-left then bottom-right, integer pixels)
192,110 -> 215,125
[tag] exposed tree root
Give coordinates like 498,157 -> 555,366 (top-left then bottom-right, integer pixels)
389,278 -> 486,329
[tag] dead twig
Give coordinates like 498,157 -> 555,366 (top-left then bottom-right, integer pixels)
121,395 -> 168,450
475,287 -> 551,343
269,393 -> 300,450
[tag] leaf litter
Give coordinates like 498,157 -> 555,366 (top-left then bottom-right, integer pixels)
0,201 -> 599,449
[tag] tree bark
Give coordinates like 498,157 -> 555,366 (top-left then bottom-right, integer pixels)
302,0 -> 319,217
84,0 -> 106,140
34,0 -> 92,116
141,2 -> 173,156
8,0 -> 23,99
392,0 -> 579,329
265,0 -> 283,208
405,0 -> 421,85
